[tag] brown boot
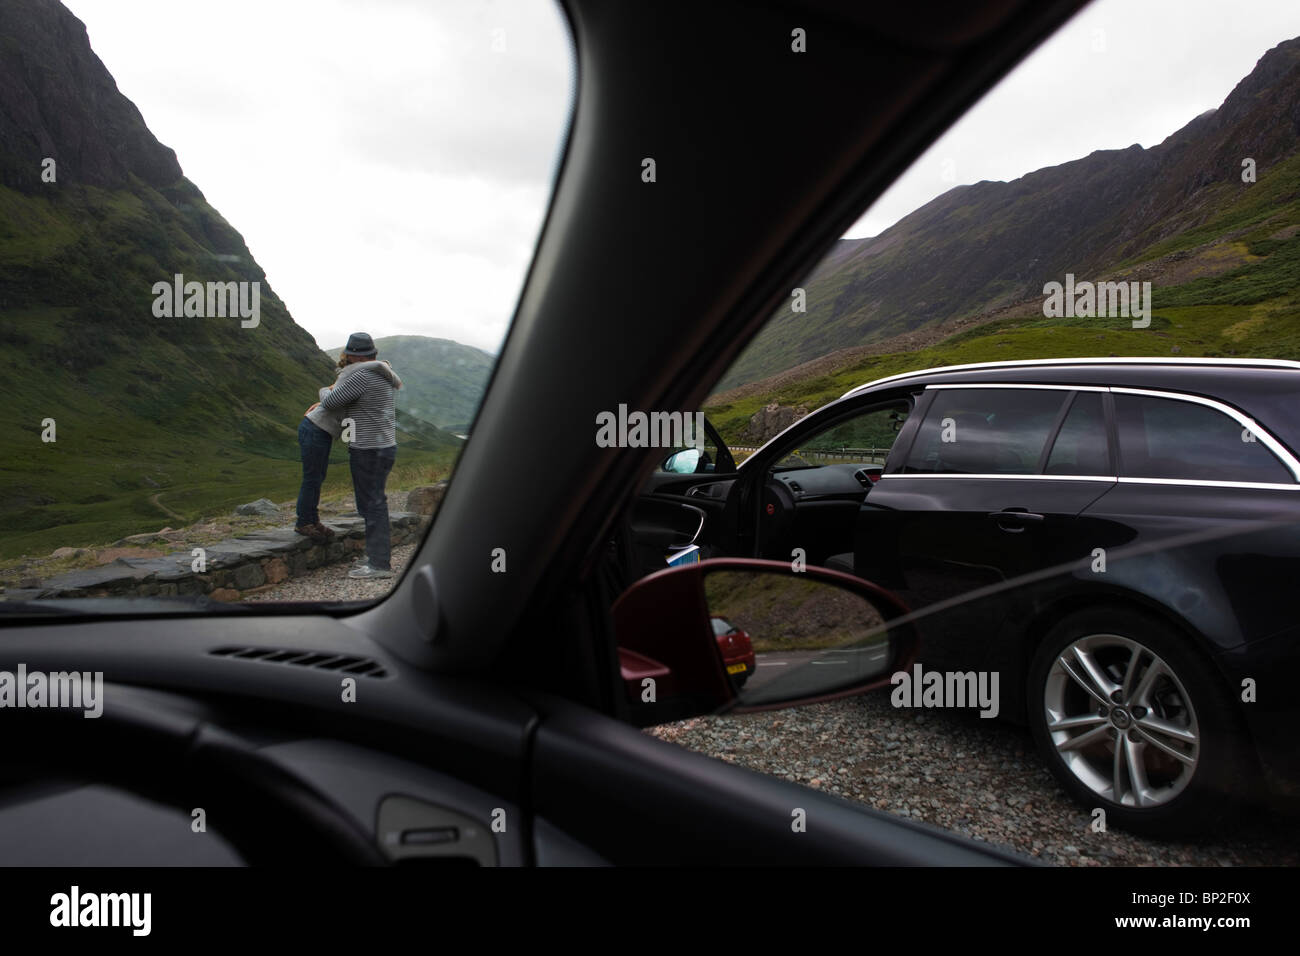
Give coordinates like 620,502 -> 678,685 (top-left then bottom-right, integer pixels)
313,522 -> 336,540
296,524 -> 328,541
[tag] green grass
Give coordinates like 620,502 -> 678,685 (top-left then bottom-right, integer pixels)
1119,152 -> 1300,266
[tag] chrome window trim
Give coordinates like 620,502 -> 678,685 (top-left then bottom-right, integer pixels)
1117,477 -> 1300,492
841,357 -> 1300,400
925,383 -> 1109,392
879,473 -> 1116,482
878,473 -> 1300,490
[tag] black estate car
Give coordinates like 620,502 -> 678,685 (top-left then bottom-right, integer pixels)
645,357 -> 1300,833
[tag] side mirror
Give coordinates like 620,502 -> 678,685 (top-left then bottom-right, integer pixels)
662,448 -> 702,474
613,558 -> 918,726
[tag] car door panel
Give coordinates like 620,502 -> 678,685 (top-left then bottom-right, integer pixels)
858,477 -> 1113,671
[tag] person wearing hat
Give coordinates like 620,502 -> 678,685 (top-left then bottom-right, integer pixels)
309,332 -> 403,579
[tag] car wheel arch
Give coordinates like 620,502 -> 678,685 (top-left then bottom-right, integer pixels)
1009,588 -> 1228,724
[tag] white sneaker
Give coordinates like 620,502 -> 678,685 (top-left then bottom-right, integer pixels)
348,562 -> 394,579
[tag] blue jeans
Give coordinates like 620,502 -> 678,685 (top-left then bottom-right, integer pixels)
296,418 -> 333,527
350,445 -> 397,570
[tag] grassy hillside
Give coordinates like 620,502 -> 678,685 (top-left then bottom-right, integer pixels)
716,37 -> 1300,391
706,231 -> 1300,446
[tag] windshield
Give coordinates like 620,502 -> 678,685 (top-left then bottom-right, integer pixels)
0,0 -> 574,615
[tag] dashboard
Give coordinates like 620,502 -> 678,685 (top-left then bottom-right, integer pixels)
773,463 -> 877,501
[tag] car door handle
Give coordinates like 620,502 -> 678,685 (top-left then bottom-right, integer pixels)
988,509 -> 1044,532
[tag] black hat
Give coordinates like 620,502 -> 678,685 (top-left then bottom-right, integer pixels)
342,332 -> 377,357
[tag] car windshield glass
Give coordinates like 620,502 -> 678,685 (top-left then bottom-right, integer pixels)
0,1 -> 574,615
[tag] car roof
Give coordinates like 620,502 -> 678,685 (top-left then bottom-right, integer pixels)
842,357 -> 1300,398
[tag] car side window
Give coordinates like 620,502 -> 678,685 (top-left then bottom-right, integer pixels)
902,388 -> 1068,475
1114,393 -> 1293,484
771,404 -> 908,470
1043,391 -> 1111,476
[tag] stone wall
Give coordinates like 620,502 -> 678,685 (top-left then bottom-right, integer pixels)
6,513 -> 427,602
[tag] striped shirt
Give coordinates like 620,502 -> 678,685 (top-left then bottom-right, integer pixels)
319,362 -> 401,449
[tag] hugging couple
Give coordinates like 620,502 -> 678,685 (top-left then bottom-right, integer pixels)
295,332 -> 401,580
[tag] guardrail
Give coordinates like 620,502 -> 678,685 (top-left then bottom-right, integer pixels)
730,446 -> 888,464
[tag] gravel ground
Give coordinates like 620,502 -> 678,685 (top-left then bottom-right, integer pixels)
243,490 -> 418,603
647,693 -> 1300,866
243,542 -> 418,603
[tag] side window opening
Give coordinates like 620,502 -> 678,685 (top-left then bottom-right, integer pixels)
902,388 -> 1068,475
772,403 -> 909,471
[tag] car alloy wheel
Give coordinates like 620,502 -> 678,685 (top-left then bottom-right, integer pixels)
1028,605 -> 1255,834
1043,633 -> 1199,809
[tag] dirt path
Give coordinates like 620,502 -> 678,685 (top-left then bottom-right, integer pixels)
148,492 -> 184,522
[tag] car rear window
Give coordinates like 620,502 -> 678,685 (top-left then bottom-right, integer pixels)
1114,393 -> 1293,484
903,388 -> 1067,475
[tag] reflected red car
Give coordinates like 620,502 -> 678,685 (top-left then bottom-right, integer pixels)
710,616 -> 756,685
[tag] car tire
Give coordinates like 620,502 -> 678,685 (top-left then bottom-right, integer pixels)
1026,606 -> 1252,836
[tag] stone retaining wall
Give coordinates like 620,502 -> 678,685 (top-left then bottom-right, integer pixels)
4,513 -> 427,602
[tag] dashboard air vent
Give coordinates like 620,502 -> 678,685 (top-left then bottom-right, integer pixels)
209,646 -> 388,678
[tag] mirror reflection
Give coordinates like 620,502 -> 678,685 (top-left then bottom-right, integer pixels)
704,569 -> 896,706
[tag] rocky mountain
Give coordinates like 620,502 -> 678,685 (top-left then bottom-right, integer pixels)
719,36 -> 1300,389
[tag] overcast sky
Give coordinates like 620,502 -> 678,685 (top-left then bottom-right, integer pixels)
63,0 -> 1299,355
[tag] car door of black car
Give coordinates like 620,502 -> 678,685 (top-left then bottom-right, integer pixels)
855,386 -> 1116,671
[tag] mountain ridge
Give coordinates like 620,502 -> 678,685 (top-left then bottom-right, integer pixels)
718,36 -> 1300,390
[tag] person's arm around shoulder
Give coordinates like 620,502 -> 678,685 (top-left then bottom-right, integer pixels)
320,369 -> 368,411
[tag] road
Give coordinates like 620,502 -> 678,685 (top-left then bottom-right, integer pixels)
743,645 -> 892,700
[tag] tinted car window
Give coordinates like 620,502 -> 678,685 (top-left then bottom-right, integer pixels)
902,388 -> 1067,475
1114,393 -> 1293,484
773,404 -> 907,469
1044,391 -> 1110,476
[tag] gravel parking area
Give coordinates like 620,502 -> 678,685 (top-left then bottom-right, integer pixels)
243,543 -> 418,603
647,693 -> 1300,866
